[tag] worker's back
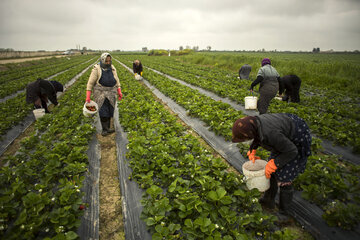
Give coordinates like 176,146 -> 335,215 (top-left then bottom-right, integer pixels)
239,64 -> 252,79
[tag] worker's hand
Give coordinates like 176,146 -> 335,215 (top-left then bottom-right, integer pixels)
247,149 -> 260,163
117,88 -> 123,101
265,159 -> 277,179
85,90 -> 91,103
140,72 -> 143,76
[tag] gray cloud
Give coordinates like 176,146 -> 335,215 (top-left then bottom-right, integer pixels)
0,0 -> 359,51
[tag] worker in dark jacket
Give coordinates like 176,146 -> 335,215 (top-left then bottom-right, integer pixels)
239,64 -> 252,79
26,78 -> 63,113
133,59 -> 143,76
250,58 -> 280,114
232,113 -> 311,215
279,75 -> 301,103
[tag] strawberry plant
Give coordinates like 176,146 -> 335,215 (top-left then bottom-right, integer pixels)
0,64 -> 96,239
113,60 -> 293,239
114,54 -> 360,231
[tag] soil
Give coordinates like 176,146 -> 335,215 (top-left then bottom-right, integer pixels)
98,122 -> 125,240
0,125 -> 35,166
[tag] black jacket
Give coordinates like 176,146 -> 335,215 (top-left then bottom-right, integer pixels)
133,62 -> 143,74
279,75 -> 301,102
250,113 -> 297,168
26,79 -> 59,105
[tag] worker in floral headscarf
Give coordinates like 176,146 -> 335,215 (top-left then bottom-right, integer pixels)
249,58 -> 280,114
232,113 -> 311,215
85,53 -> 123,136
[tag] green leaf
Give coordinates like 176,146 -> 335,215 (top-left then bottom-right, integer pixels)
220,196 -> 233,205
184,219 -> 193,228
146,185 -> 163,198
65,231 -> 78,240
145,217 -> 156,226
233,189 -> 246,197
207,187 -> 227,201
152,233 -> 163,240
194,217 -> 211,228
168,178 -> 179,193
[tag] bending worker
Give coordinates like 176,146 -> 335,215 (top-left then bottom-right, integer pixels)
26,78 -> 63,113
232,113 -> 311,215
133,59 -> 143,76
86,53 -> 123,136
249,58 -> 280,114
239,64 -> 252,80
279,75 -> 301,103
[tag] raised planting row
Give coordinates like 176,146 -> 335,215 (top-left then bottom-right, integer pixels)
113,60 -> 299,240
0,66 -> 96,239
0,57 -> 76,83
0,55 -> 95,98
177,52 -> 360,98
115,54 -> 360,153
148,55 -> 360,122
115,58 -> 360,230
0,57 -> 97,137
0,57 -> 69,77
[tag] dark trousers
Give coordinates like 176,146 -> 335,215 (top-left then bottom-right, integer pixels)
258,82 -> 278,114
34,97 -> 49,113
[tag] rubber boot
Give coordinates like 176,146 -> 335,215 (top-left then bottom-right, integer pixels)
259,174 -> 278,209
100,117 -> 110,136
279,185 -> 294,215
107,117 -> 115,134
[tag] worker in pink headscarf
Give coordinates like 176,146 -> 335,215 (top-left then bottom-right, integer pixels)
249,58 -> 280,114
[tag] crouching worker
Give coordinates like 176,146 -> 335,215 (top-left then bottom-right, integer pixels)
279,75 -> 301,103
238,64 -> 252,80
26,78 -> 63,113
232,113 -> 311,216
133,59 -> 143,76
86,52 -> 123,136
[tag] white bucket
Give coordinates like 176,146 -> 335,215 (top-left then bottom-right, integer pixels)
83,100 -> 98,118
244,96 -> 257,110
135,74 -> 141,80
242,160 -> 270,192
33,108 -> 45,120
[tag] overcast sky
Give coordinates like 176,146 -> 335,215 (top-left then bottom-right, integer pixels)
1,0 -> 359,51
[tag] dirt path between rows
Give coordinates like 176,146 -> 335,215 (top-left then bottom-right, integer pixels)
98,126 -> 125,240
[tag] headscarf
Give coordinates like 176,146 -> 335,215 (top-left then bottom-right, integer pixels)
50,81 -> 63,92
261,58 -> 271,67
100,52 -> 112,70
232,116 -> 258,143
134,59 -> 140,65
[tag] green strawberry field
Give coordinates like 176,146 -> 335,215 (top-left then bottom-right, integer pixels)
0,52 -> 359,239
